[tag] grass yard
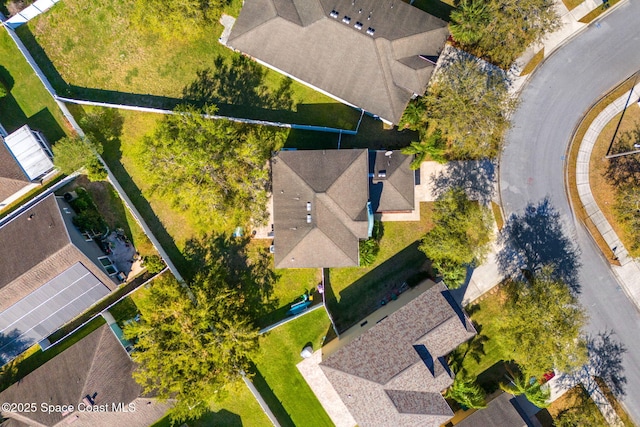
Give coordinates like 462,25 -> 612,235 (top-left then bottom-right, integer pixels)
252,308 -> 334,427
579,0 -> 620,23
546,385 -> 608,425
589,104 -> 640,258
0,29 -> 69,141
19,0 -> 360,129
458,289 -> 509,379
326,203 -> 435,332
520,48 -> 545,77
561,0 -> 585,11
0,316 -> 105,393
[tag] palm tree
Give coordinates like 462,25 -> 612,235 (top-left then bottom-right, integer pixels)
398,99 -> 427,130
446,375 -> 487,409
500,373 -> 551,408
401,130 -> 447,169
449,0 -> 489,45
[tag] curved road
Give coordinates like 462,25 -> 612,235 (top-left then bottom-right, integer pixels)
501,1 -> 640,422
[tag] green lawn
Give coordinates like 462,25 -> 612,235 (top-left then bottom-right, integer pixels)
0,316 -> 105,393
327,204 -> 435,331
252,308 -> 334,427
18,0 -> 360,129
0,30 -> 68,141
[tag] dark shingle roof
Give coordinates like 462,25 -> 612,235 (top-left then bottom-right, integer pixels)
320,281 -> 476,427
456,392 -> 529,427
0,139 -> 29,202
228,0 -> 449,124
272,150 -> 369,268
369,150 -> 415,212
0,195 -> 115,311
0,324 -> 170,427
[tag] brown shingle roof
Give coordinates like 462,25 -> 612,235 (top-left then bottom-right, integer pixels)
0,324 -> 170,427
0,195 -> 115,311
228,0 -> 448,124
319,281 -> 476,427
0,140 -> 29,203
272,150 -> 369,268
370,150 -> 415,212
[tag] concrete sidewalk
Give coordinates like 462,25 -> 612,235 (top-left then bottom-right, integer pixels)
575,84 -> 640,308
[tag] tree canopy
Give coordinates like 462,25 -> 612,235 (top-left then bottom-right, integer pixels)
445,375 -> 486,409
140,105 -> 286,229
498,268 -> 587,377
450,0 -> 560,69
420,187 -> 493,288
52,135 -> 107,181
423,53 -> 515,160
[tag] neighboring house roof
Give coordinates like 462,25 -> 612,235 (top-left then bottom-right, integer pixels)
456,392 -> 530,427
0,125 -> 54,203
0,324 -> 170,427
369,150 -> 415,212
0,194 -> 116,362
319,281 -> 476,427
272,149 -> 370,268
228,0 -> 449,124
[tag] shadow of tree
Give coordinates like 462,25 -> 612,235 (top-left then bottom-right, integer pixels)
0,329 -> 32,367
183,234 -> 279,319
497,198 -> 581,292
448,322 -> 490,377
429,160 -> 496,204
605,124 -> 640,187
0,65 -> 14,91
183,55 -> 294,111
555,330 -> 627,399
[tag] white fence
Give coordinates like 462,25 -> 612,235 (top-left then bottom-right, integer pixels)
5,0 -> 61,28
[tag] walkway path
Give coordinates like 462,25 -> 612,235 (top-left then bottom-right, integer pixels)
576,84 -> 640,307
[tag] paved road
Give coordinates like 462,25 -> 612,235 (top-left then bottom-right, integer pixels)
500,1 -> 640,422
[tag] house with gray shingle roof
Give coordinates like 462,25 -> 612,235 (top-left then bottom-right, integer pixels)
0,194 -> 118,364
298,280 -> 476,427
271,149 -> 414,268
0,324 -> 170,427
227,0 -> 449,125
0,124 -> 55,210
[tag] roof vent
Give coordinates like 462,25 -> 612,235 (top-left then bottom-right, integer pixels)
342,16 -> 351,24
306,214 -> 312,224
330,10 -> 339,18
366,27 -> 375,36
306,202 -> 311,211
354,21 -> 363,30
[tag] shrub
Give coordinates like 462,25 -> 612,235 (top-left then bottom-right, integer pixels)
142,255 -> 165,274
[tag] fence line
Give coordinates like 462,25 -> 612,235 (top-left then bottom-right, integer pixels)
56,96 -> 358,134
2,24 -> 184,282
5,0 -> 61,28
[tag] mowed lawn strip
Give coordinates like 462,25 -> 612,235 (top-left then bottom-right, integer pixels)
20,0 -> 359,128
253,308 -> 334,427
0,30 -> 69,141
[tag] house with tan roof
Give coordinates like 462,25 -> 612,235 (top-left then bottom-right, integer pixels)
0,124 -> 55,210
227,0 -> 449,124
271,149 -> 414,269
0,194 -> 118,364
0,324 -> 170,427
297,280 -> 476,427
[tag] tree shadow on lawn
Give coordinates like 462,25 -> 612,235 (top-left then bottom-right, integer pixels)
0,89 -> 65,142
249,364 -> 295,427
188,409 -> 242,427
325,241 -> 429,333
65,104 -> 191,276
497,197 -> 581,293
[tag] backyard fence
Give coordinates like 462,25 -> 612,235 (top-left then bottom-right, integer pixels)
5,0 -> 61,29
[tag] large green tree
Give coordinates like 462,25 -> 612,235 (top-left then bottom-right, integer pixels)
124,273 -> 259,424
52,135 -> 107,181
140,105 -> 285,229
424,53 -> 515,160
420,187 -> 493,288
450,0 -> 559,68
498,268 -> 587,377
